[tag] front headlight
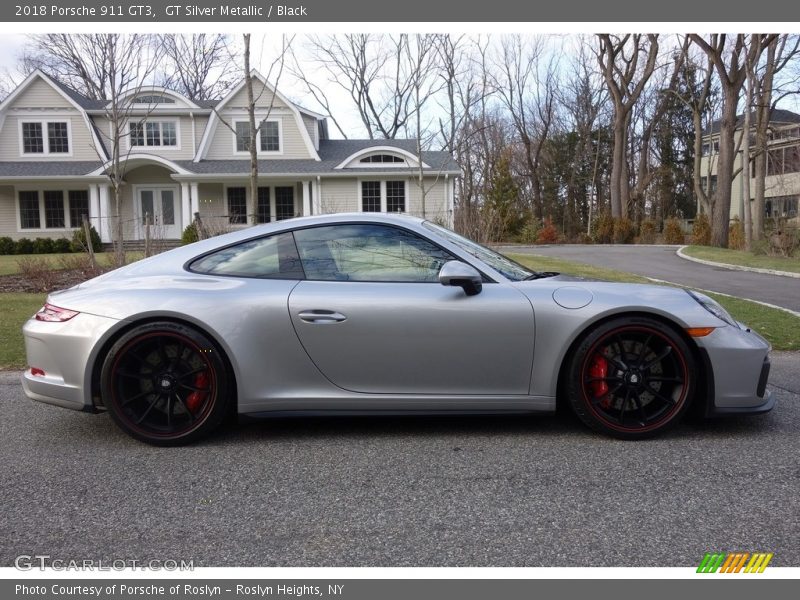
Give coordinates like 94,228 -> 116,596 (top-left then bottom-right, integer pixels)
686,290 -> 739,328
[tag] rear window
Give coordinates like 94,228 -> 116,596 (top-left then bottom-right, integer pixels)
189,232 -> 305,279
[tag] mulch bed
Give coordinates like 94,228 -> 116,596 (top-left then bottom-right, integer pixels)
0,268 -> 108,294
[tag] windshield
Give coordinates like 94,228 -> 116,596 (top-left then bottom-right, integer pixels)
422,221 -> 537,282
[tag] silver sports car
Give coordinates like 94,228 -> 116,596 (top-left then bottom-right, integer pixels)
22,213 -> 773,445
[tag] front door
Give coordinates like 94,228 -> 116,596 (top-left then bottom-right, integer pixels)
137,187 -> 180,240
287,223 -> 535,395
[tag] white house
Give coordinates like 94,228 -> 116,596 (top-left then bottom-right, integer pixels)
0,70 -> 459,243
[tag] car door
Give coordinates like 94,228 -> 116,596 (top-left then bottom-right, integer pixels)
287,223 -> 535,395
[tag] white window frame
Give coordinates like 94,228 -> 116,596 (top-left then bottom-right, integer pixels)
223,184 -> 250,226
126,118 -> 181,151
18,119 -> 73,157
15,186 -> 90,232
357,179 -> 407,214
231,117 -> 283,157
356,153 -> 410,168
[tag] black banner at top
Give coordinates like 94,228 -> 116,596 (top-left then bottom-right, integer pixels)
4,0 -> 800,22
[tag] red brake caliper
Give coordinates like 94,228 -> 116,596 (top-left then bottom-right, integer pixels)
185,371 -> 209,414
588,353 -> 611,409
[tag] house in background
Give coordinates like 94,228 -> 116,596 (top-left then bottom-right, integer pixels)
0,70 -> 459,244
699,109 -> 800,224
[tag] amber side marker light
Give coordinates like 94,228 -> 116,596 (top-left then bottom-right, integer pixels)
686,327 -> 716,338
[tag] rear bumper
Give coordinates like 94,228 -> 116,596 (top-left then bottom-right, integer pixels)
21,369 -> 98,413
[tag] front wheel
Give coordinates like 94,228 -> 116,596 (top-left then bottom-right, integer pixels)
565,317 -> 696,439
101,322 -> 231,446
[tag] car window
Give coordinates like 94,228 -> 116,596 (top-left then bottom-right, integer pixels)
293,224 -> 454,282
422,221 -> 535,281
189,232 -> 305,279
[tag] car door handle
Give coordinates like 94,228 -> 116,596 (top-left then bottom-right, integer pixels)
297,310 -> 347,324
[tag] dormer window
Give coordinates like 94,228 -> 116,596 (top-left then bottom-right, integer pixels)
21,120 -> 71,155
134,95 -> 176,104
129,120 -> 178,148
360,154 -> 405,164
233,119 -> 282,155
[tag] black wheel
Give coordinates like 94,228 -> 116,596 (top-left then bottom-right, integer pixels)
101,321 -> 231,446
565,316 -> 696,439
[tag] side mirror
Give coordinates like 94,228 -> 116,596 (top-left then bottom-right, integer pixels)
438,260 -> 483,296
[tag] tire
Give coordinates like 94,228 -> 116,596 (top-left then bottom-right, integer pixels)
565,316 -> 696,440
101,321 -> 231,446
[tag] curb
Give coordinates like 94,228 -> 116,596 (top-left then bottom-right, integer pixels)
677,246 -> 800,279
644,275 -> 800,319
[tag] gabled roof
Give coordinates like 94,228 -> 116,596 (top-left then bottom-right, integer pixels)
195,69 -> 320,162
703,109 -> 800,136
47,78 -> 106,110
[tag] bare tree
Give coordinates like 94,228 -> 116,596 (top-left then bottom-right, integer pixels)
300,34 -> 418,139
689,34 -> 776,247
160,34 -> 237,101
493,35 -> 557,222
596,34 -> 659,218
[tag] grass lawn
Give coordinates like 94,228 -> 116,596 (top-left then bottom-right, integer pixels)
509,253 -> 800,351
0,293 -> 46,370
682,245 -> 800,274
0,252 -> 144,276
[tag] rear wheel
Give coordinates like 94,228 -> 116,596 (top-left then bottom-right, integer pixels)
101,322 -> 230,446
565,317 -> 695,439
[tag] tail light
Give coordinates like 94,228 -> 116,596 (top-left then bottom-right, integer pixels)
35,303 -> 79,322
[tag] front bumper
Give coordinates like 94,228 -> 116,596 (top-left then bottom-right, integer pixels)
697,325 -> 775,417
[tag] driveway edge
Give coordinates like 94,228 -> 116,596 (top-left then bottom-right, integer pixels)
677,246 -> 800,279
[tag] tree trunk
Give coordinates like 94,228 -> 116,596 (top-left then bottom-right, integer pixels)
742,83 -> 753,250
610,121 -> 627,217
244,35 -> 258,225
712,90 -> 738,248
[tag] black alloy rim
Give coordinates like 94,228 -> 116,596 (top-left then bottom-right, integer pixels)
580,326 -> 689,432
110,332 -> 215,437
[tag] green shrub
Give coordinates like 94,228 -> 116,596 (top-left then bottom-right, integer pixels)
15,238 -> 34,254
728,217 -> 745,250
32,238 -> 54,254
0,236 -> 14,255
592,211 -> 615,244
613,217 -> 636,244
663,218 -> 685,245
53,238 -> 72,253
181,223 -> 199,245
639,220 -> 657,244
692,213 -> 712,246
71,225 -> 102,253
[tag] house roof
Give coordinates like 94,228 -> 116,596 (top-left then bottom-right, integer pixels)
0,161 -> 104,177
703,109 -> 800,136
47,78 -> 107,110
0,140 -> 458,179
175,139 -> 458,176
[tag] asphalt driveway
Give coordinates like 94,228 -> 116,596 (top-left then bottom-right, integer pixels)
1,354 -> 799,567
504,245 -> 800,313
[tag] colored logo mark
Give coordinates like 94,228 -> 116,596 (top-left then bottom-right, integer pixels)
697,552 -> 774,573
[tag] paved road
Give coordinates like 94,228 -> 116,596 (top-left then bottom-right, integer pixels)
503,245 -> 800,313
1,357 -> 799,568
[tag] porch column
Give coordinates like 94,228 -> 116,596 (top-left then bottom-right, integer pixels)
190,183 -> 200,216
98,184 -> 112,243
301,181 -> 311,216
312,177 -> 322,214
180,183 -> 191,230
88,184 -> 101,233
